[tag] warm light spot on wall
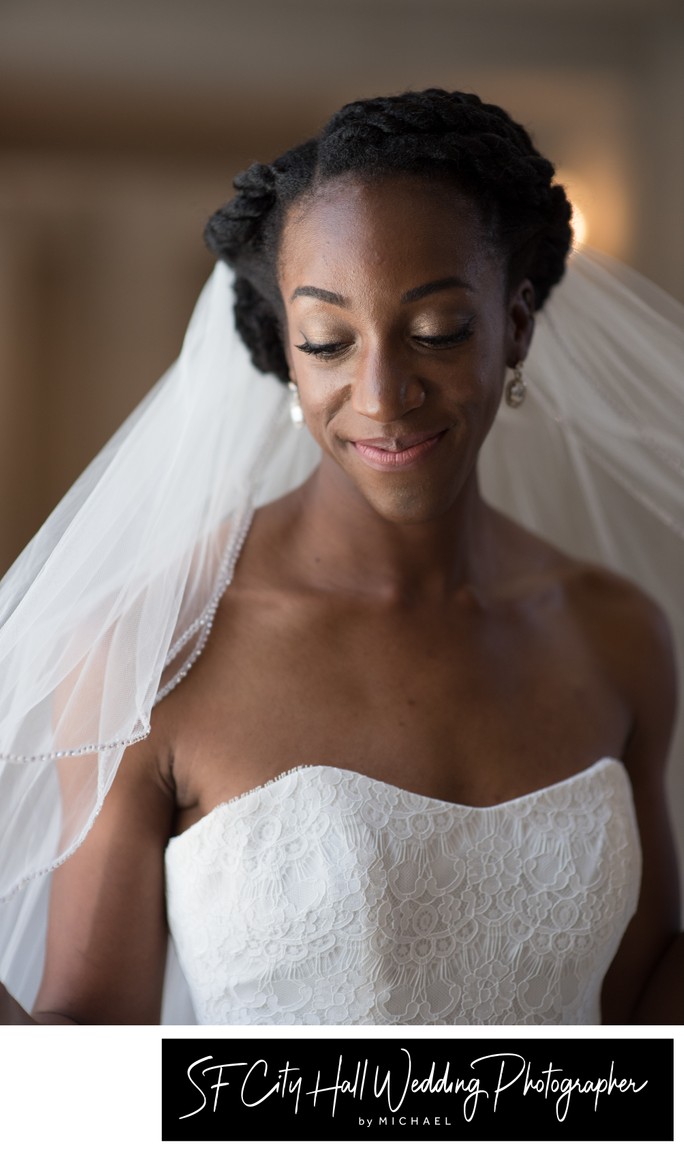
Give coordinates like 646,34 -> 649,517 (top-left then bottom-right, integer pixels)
558,165 -> 632,261
570,201 -> 588,249
555,168 -> 593,254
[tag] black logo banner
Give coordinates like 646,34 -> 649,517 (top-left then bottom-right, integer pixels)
161,1036 -> 673,1141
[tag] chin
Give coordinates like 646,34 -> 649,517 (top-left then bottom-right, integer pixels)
360,480 -> 463,526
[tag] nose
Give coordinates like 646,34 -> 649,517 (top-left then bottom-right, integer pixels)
351,344 -> 425,423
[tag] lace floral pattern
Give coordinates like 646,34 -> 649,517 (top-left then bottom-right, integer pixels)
165,759 -> 640,1025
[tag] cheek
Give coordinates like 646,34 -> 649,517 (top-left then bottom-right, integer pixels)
296,368 -> 349,429
476,363 -> 506,418
438,343 -> 507,422
467,330 -> 508,410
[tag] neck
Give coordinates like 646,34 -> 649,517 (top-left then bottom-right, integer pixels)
286,458 -> 499,604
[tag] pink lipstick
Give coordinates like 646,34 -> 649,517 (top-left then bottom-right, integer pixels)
351,430 -> 447,471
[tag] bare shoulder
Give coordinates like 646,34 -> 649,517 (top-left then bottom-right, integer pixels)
545,544 -> 678,796
506,512 -> 676,688
497,510 -> 678,776
562,556 -> 673,643
563,560 -> 677,738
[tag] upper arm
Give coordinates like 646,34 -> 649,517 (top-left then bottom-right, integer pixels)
33,733 -> 176,1024
598,586 -> 680,1023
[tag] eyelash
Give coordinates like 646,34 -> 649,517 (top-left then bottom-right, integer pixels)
295,322 -> 475,360
418,324 -> 474,348
295,340 -> 347,360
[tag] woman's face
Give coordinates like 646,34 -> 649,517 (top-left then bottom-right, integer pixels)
278,174 -> 534,524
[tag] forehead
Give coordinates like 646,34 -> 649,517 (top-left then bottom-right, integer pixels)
278,174 -> 501,299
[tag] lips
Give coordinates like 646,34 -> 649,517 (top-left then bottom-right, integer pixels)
350,429 -> 447,470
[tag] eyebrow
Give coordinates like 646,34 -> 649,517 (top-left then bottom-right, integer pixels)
290,275 -> 473,307
290,286 -> 350,305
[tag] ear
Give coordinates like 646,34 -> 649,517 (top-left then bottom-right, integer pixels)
506,278 -> 536,367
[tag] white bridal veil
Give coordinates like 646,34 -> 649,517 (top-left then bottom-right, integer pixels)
0,248 -> 682,1019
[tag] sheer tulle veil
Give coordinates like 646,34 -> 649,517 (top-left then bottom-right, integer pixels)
0,247 -> 682,1021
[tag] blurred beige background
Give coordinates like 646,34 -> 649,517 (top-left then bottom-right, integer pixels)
0,0 -> 682,571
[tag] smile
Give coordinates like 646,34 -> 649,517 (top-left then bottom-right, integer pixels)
351,430 -> 447,471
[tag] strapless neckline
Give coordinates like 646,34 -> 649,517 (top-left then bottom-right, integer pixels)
167,755 -> 627,847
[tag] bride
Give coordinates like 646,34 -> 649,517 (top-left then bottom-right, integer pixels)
0,88 -> 682,1025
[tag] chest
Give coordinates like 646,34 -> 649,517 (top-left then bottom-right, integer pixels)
165,584 -> 630,826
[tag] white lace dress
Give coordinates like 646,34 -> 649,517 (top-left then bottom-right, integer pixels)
165,757 -> 640,1025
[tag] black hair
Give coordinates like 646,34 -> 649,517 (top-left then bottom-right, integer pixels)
204,89 -> 573,382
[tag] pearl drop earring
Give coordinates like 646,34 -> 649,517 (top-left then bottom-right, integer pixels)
288,380 -> 304,427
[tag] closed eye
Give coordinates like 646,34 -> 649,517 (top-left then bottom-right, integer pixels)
414,323 -> 474,349
295,340 -> 349,360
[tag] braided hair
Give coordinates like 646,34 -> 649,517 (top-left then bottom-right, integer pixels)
204,89 -> 574,382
